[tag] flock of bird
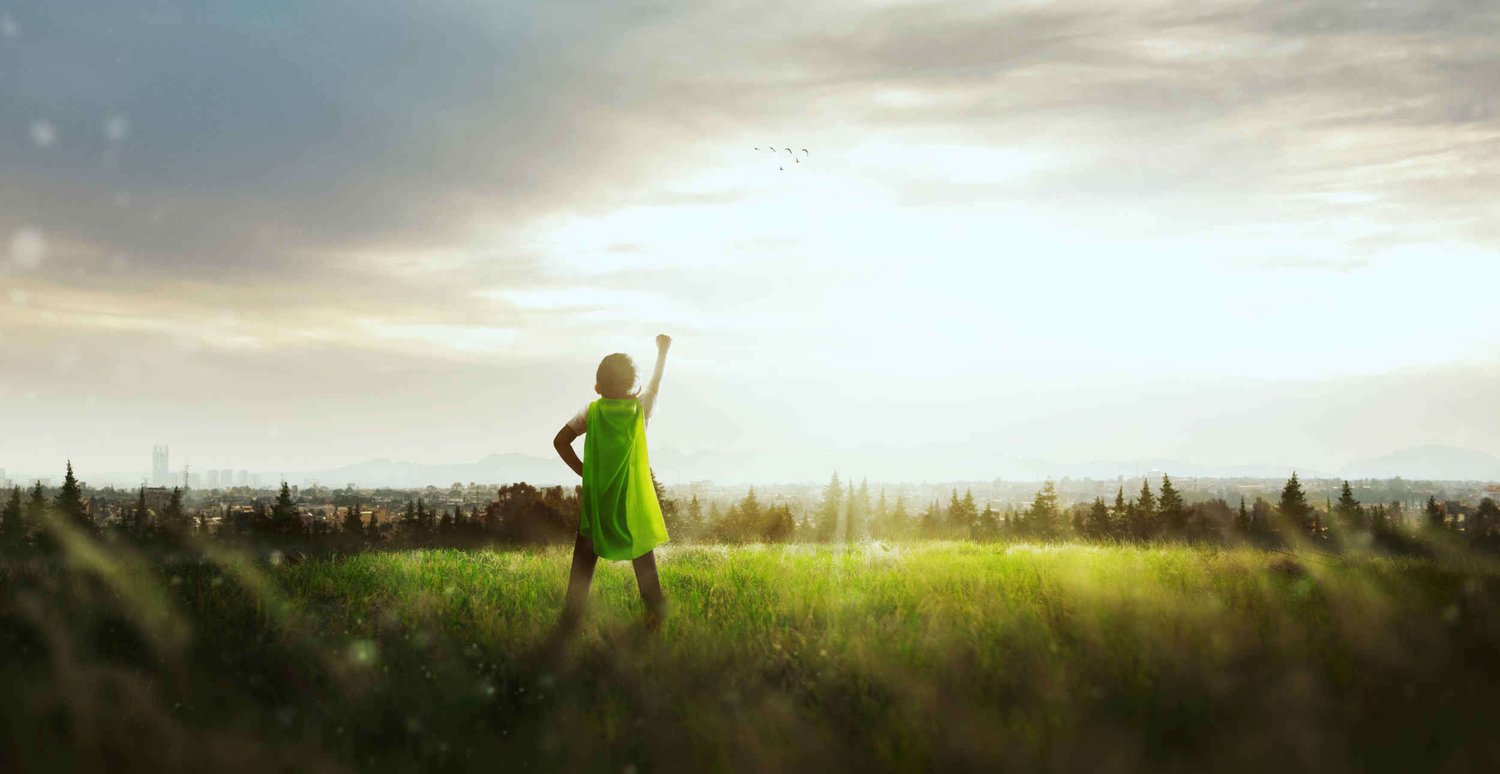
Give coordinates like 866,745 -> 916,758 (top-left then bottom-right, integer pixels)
755,146 -> 809,171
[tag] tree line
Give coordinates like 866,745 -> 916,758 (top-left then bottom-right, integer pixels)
5,464 -> 1497,559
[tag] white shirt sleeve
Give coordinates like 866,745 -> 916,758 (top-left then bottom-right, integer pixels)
639,384 -> 659,425
566,403 -> 589,434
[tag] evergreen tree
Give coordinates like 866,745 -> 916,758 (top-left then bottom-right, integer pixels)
1,486 -> 23,546
875,488 -> 888,536
440,506 -> 456,534
1136,478 -> 1155,525
815,472 -> 843,542
708,501 -> 723,536
1111,486 -> 1128,539
975,504 -> 999,541
1157,475 -> 1186,534
843,479 -> 870,542
1234,496 -> 1251,534
948,489 -> 979,538
1334,481 -> 1364,532
271,482 -> 300,536
888,495 -> 910,539
1026,481 -> 1061,539
1367,504 -> 1389,536
131,483 -> 151,537
161,487 -> 190,539
685,494 -> 704,539
366,508 -> 381,536
1424,496 -> 1446,531
918,499 -> 940,538
653,470 -> 681,536
844,482 -> 859,543
1278,473 -> 1313,534
763,503 -> 795,543
54,461 -> 90,532
1084,497 -> 1111,539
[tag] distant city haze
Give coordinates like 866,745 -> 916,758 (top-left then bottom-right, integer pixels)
3,2 -> 1499,484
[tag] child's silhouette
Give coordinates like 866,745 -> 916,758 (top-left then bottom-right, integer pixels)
552,334 -> 672,635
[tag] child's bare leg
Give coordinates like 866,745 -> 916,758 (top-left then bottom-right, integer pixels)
631,550 -> 668,629
560,532 -> 598,629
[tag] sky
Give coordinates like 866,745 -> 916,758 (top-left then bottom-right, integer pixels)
3,0 -> 1499,484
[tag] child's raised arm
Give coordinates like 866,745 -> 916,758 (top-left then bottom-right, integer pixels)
646,334 -> 671,395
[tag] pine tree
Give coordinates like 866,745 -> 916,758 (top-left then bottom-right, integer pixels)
54,461 -> 90,532
816,472 -> 843,542
653,470 -> 681,536
1234,496 -> 1251,533
976,504 -> 999,541
161,486 -> 189,539
1157,475 -> 1185,534
686,494 -> 704,539
919,499 -> 940,538
131,485 -> 150,537
844,482 -> 858,543
1,486 -> 23,546
1424,496 -> 1446,531
1278,473 -> 1313,534
1026,481 -> 1061,539
271,481 -> 299,536
851,478 -> 871,542
763,503 -> 795,543
875,488 -> 888,536
1084,497 -> 1110,539
1334,481 -> 1363,532
1112,486 -> 1128,539
947,489 -> 978,538
889,495 -> 909,539
25,482 -> 54,552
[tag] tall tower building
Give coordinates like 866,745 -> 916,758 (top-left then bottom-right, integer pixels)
152,445 -> 170,487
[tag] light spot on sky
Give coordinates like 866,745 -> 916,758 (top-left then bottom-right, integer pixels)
28,119 -> 56,148
10,229 -> 46,269
104,114 -> 131,144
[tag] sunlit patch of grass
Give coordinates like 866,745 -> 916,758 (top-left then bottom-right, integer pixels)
5,540 -> 1500,771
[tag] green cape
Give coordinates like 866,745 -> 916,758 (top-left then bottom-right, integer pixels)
579,397 -> 669,560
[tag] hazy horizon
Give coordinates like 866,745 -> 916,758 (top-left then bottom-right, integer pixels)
5,1 -> 1500,482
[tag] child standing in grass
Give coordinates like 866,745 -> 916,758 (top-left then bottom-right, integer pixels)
552,334 -> 672,633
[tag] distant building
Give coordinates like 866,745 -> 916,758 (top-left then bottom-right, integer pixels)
0,467 -> 7,489
206,470 -> 220,489
152,445 -> 170,487
220,469 -> 234,488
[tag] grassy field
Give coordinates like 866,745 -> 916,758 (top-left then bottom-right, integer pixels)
4,540 -> 1500,772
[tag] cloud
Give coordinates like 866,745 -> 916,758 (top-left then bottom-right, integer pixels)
3,0 -> 1500,473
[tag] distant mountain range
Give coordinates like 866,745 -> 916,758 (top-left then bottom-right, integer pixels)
276,444 -> 1500,488
298,454 -> 578,488
1341,445 -> 1500,482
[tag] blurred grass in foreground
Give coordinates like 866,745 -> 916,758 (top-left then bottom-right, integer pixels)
4,541 -> 1500,772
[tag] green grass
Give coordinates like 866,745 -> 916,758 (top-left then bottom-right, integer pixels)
5,541 -> 1500,772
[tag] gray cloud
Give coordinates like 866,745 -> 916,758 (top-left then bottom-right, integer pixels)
4,0 -> 1500,475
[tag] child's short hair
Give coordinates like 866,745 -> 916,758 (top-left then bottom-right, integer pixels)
596,353 -> 639,398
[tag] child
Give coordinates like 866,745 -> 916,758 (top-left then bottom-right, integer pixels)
552,334 -> 672,633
